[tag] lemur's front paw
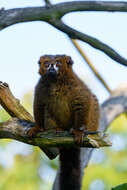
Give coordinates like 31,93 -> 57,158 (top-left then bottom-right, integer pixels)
27,125 -> 43,138
73,129 -> 84,146
55,127 -> 64,133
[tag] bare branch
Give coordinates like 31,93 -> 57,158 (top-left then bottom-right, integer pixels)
54,1 -> 127,17
50,20 -> 127,66
2,1 -> 127,30
70,39 -> 112,93
1,1 -> 127,30
0,2 -> 127,66
0,82 -> 34,121
44,0 -> 51,6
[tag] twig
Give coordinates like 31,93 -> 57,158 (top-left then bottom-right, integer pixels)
70,39 -> 112,93
44,0 -> 51,6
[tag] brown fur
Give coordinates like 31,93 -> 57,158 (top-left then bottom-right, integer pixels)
28,55 -> 100,190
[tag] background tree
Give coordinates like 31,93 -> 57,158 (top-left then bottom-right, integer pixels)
0,1 -> 127,190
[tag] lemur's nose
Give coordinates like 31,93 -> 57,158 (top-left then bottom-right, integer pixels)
48,64 -> 56,73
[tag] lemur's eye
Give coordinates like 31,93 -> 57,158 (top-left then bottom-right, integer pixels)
56,61 -> 62,67
44,61 -> 49,67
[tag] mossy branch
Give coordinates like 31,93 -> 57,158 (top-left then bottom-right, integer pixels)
0,118 -> 111,148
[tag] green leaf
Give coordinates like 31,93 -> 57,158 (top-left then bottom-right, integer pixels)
112,183 -> 127,190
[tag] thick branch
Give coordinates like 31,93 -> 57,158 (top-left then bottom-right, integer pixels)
1,1 -> 127,30
0,2 -> 127,66
54,1 -> 127,17
0,82 -> 58,159
0,82 -> 34,121
0,118 -> 111,148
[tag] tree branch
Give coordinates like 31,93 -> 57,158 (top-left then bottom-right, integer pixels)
0,118 -> 111,148
70,39 -> 112,93
0,82 -> 58,160
50,20 -> 127,66
0,2 -> 127,66
2,1 -> 127,29
54,1 -> 127,17
0,82 -> 34,121
44,0 -> 51,7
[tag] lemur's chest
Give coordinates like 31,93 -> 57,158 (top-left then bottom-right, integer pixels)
46,87 -> 69,111
45,86 -> 71,125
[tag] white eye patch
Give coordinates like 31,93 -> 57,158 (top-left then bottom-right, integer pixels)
47,64 -> 59,72
47,64 -> 51,69
54,64 -> 59,72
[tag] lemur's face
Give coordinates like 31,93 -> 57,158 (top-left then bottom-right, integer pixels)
38,55 -> 73,79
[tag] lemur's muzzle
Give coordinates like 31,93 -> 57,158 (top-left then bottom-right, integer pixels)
47,64 -> 57,77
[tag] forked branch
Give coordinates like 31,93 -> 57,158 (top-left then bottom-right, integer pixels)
0,1 -> 127,66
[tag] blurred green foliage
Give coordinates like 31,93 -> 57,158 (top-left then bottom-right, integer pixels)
0,153 -> 40,190
0,91 -> 127,190
112,183 -> 127,190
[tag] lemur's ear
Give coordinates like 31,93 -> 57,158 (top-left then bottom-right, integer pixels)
38,60 -> 41,65
38,56 -> 43,65
38,56 -> 45,65
65,56 -> 73,65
